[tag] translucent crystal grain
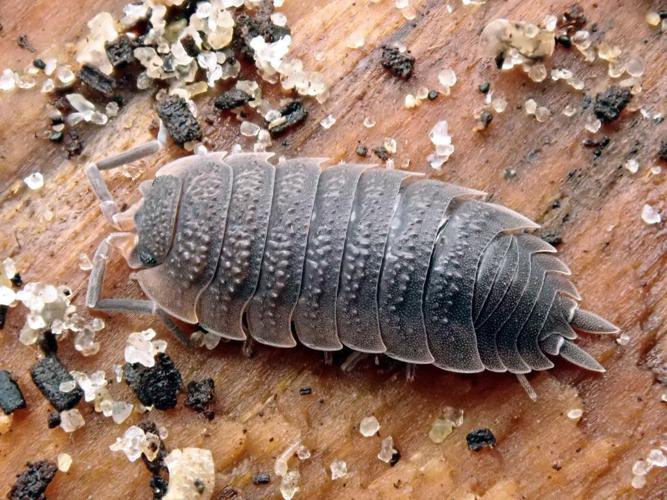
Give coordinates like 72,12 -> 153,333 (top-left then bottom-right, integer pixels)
330,459 -> 348,480
24,173 -> 44,190
275,441 -> 300,477
240,121 -> 261,137
543,14 -> 557,32
271,12 -> 287,27
320,114 -> 336,129
646,12 -> 661,26
632,459 -> 652,476
631,474 -> 646,489
626,57 -> 645,78
59,380 -> 77,393
648,449 -> 667,467
162,448 -> 215,499
296,445 -> 311,460
492,97 -> 507,113
584,116 -> 601,133
562,105 -> 577,117
567,408 -> 583,420
624,159 -> 639,174
535,106 -> 550,122
395,0 -> 409,8
384,137 -> 397,154
0,69 -> 16,91
125,329 -> 166,367
56,66 -> 75,85
0,414 -> 12,434
60,409 -> 85,432
616,333 -> 630,345
404,94 -> 418,108
360,416 -> 381,437
524,98 -> 537,115
608,62 -> 625,79
641,204 -> 661,225
378,436 -> 398,463
112,401 -> 133,424
57,453 -> 73,472
363,117 -> 376,128
41,79 -> 55,93
528,63 -> 547,82
0,286 -> 15,306
438,69 -> 457,93
280,470 -> 300,500
429,417 -> 453,443
3,258 -> 16,280
650,166 -> 662,176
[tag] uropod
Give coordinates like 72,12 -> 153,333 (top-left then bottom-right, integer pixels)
85,125 -> 619,395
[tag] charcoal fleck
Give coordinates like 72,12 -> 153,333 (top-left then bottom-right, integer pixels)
380,46 -> 415,79
214,88 -> 253,111
267,100 -> 308,136
0,370 -> 26,414
47,411 -> 61,429
8,460 -> 57,500
78,64 -> 116,97
123,354 -> 182,410
466,428 -> 496,451
185,378 -> 215,420
156,96 -> 202,145
30,355 -> 83,412
105,35 -> 136,68
593,86 -> 632,123
252,472 -> 271,485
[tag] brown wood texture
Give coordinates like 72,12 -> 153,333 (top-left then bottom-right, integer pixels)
1,0 -> 666,498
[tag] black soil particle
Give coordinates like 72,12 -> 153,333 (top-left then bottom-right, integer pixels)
389,448 -> 401,466
16,34 -> 35,53
8,460 -> 58,500
233,1 -> 291,59
380,46 -> 415,79
555,34 -> 572,48
47,410 -> 61,429
180,34 -> 200,58
185,378 -> 215,420
466,428 -> 496,451
65,130 -> 84,158
219,486 -> 239,498
0,370 -> 27,414
479,110 -> 493,129
299,386 -> 312,396
123,353 -> 182,410
541,229 -> 563,246
137,421 -> 168,474
0,305 -> 6,330
214,88 -> 253,111
252,472 -> 271,485
658,139 -> 667,162
48,131 -> 64,143
30,355 -> 83,412
427,90 -> 439,100
78,64 -> 116,97
157,96 -> 203,145
105,35 -> 137,68
150,474 -> 168,499
33,59 -> 46,70
373,146 -> 390,161
478,82 -> 490,94
10,273 -> 22,287
593,86 -> 632,123
267,100 -> 308,136
38,331 -> 58,356
355,144 -> 368,157
559,4 -> 587,33
583,136 -> 610,157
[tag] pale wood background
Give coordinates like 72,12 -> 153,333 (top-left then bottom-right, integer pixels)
1,0 -> 666,498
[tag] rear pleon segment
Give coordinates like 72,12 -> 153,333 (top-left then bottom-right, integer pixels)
292,164 -> 367,351
378,181 -> 482,364
424,200 -> 539,373
196,153 -> 275,340
336,168 -> 413,353
137,157 -> 233,323
244,158 -> 322,347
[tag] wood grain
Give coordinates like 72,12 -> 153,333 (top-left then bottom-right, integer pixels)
1,0 -> 666,498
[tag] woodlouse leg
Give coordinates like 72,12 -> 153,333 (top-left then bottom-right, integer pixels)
86,232 -> 156,315
85,121 -> 167,228
156,309 -> 192,347
405,364 -> 416,382
515,374 -> 538,402
340,352 -> 368,372
242,337 -> 255,358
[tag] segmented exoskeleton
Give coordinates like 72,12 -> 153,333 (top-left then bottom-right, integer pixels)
85,150 -> 619,380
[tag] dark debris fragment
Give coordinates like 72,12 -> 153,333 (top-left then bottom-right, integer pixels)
380,46 -> 415,79
582,135 -> 610,157
355,144 -> 368,157
33,59 -> 46,70
214,88 -> 253,111
478,82 -> 490,94
157,96 -> 203,145
373,146 -> 390,162
78,64 -> 116,97
30,355 -> 83,412
65,130 -> 84,158
16,34 -> 36,53
0,370 -> 27,414
658,139 -> 667,162
137,421 -> 168,474
105,35 -> 137,68
10,273 -> 22,287
233,2 -> 291,60
185,378 -> 215,420
541,229 -> 563,246
150,474 -> 168,499
299,386 -> 312,396
180,34 -> 200,58
123,353 -> 182,410
427,89 -> 439,100
466,428 -> 496,451
252,472 -> 271,485
555,34 -> 572,48
593,86 -> 632,123
0,306 -> 6,330
267,100 -> 308,136
219,485 -> 240,498
8,460 -> 58,500
47,410 -> 61,429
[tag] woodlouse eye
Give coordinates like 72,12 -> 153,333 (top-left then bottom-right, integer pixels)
139,250 -> 157,266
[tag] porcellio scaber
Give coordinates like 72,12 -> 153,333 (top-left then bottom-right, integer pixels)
85,150 -> 619,379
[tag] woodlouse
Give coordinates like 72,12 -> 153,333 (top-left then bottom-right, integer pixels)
85,136 -> 619,387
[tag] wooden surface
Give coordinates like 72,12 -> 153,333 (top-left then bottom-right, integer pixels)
1,0 -> 667,498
